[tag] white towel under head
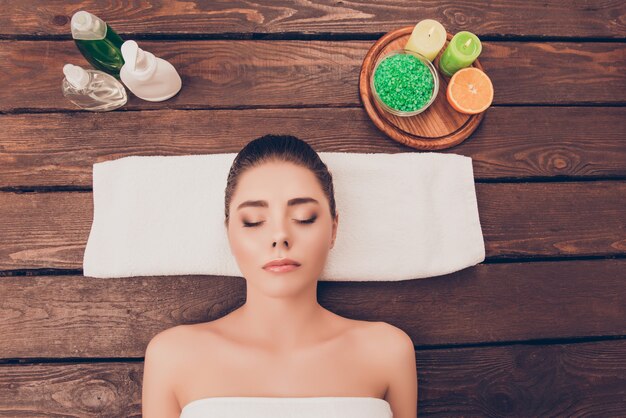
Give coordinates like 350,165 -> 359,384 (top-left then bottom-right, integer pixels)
83,152 -> 485,281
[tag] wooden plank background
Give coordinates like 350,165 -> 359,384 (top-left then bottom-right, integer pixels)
1,1 -> 625,416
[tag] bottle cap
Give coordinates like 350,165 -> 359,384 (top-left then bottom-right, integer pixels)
63,64 -> 90,89
71,10 -> 106,40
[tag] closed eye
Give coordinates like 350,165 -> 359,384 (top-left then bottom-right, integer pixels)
243,216 -> 317,228
242,221 -> 263,228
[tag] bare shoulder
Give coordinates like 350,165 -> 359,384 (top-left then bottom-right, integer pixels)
145,324 -> 189,358
344,320 -> 415,376
145,322 -> 220,364
143,324 -> 194,386
353,320 -> 414,354
379,321 -> 414,354
371,321 -> 416,375
142,324 -> 192,416
365,321 -> 418,417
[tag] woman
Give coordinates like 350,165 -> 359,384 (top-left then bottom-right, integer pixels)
142,135 -> 418,418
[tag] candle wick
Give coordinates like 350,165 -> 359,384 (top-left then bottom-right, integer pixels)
428,27 -> 434,37
464,39 -> 472,48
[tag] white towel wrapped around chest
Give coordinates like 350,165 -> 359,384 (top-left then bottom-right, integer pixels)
83,152 -> 485,281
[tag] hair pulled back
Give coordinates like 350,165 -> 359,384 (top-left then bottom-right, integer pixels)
224,134 -> 336,226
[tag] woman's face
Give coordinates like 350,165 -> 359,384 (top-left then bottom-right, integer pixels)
226,160 -> 338,295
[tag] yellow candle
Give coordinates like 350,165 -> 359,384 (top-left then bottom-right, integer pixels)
404,19 -> 447,62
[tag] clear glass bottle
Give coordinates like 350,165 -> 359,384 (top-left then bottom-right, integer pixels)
62,64 -> 128,111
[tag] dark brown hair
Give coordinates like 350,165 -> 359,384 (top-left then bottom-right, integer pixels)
224,134 -> 336,226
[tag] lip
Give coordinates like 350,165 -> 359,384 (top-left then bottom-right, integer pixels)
264,264 -> 301,273
263,258 -> 301,271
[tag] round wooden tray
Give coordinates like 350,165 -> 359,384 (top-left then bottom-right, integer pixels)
359,26 -> 487,150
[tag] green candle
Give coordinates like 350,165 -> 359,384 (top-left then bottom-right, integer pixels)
438,31 -> 482,77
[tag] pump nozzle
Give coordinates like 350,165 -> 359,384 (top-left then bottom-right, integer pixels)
121,40 -> 139,72
121,40 -> 154,75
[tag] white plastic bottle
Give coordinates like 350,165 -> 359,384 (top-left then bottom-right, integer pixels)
62,64 -> 127,111
119,40 -> 182,102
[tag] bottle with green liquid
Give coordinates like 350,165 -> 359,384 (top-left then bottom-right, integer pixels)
71,11 -> 125,78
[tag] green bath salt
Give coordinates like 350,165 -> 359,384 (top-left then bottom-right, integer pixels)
373,53 -> 434,112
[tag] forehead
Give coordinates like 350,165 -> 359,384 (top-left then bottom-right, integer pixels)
233,161 -> 323,203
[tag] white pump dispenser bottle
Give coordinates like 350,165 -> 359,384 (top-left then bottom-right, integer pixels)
119,40 -> 182,102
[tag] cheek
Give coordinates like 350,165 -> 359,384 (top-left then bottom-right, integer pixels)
228,228 -> 261,267
300,223 -> 333,256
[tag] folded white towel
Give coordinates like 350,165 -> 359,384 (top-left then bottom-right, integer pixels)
83,152 -> 485,281
179,396 -> 393,418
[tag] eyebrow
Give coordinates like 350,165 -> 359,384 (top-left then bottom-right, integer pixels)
237,197 -> 319,211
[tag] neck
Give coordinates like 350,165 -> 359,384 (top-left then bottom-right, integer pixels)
234,283 -> 328,353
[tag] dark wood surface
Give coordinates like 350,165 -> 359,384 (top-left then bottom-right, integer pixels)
1,1 -> 625,417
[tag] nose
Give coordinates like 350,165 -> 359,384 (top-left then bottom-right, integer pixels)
271,219 -> 290,248
273,239 -> 289,248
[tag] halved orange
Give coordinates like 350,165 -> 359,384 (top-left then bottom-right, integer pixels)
446,67 -> 494,114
